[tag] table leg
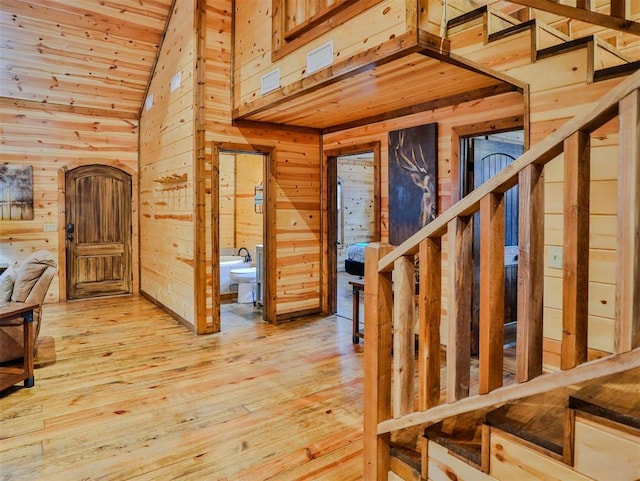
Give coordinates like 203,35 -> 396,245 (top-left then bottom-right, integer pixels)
352,285 -> 361,344
22,309 -> 34,388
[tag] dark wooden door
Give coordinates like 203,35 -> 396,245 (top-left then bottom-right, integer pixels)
467,138 -> 523,352
66,166 -> 132,299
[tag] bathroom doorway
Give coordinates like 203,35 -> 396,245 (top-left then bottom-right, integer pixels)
213,143 -> 271,327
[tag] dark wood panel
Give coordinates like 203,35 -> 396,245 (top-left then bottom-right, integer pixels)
66,165 -> 132,299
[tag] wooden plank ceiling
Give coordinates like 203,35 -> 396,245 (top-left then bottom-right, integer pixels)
0,0 -> 173,119
0,0 -> 515,130
234,52 -> 517,131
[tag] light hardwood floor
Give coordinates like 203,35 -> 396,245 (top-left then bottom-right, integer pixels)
0,296 -> 365,480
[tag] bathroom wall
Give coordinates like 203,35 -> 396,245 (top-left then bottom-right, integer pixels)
218,153 -> 263,258
234,153 -> 263,258
219,153 -> 236,250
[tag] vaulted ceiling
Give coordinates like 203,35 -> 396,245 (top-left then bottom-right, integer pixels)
1,1 -> 638,128
0,0 -> 173,119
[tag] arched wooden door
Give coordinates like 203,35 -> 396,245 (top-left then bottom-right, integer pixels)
65,165 -> 132,299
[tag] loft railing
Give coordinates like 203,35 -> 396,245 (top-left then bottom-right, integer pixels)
363,70 -> 640,480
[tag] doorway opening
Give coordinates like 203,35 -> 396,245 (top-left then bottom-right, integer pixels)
460,130 -> 524,354
323,142 -> 381,326
218,153 -> 265,305
214,144 -> 272,328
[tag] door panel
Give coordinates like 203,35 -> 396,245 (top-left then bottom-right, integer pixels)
66,166 -> 132,299
469,138 -> 523,352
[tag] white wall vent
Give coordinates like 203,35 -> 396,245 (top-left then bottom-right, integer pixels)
261,68 -> 280,95
307,40 -> 333,74
145,94 -> 154,111
170,71 -> 181,92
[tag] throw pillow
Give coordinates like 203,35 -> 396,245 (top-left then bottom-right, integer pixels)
0,266 -> 16,302
11,251 -> 56,303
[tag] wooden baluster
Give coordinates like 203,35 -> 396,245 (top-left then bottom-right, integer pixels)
419,237 -> 441,409
363,243 -> 393,481
562,131 -> 590,370
610,2 -> 629,20
479,193 -> 505,394
576,0 -> 595,11
615,90 -> 640,353
394,255 -> 415,417
516,164 -> 545,382
447,217 -> 472,402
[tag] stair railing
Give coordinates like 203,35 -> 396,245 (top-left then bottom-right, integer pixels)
363,69 -> 640,480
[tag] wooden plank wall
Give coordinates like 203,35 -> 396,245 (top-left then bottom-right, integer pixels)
233,0 -> 409,110
0,102 -> 138,303
218,152 -> 264,255
139,1 -> 197,325
234,153 -> 264,257
324,90 -> 525,343
207,0 -> 322,320
323,15 -> 627,363
219,153 -> 236,250
506,56 -> 626,365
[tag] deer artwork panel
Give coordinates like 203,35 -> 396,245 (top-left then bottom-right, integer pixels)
388,123 -> 438,245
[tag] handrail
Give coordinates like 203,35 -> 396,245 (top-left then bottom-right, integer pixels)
378,69 -> 640,273
378,347 -> 640,434
364,70 -> 640,480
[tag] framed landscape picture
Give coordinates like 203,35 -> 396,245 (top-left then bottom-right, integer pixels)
388,123 -> 438,245
0,165 -> 34,220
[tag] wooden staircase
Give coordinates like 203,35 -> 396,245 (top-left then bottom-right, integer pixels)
446,3 -> 640,84
424,367 -> 640,480
363,2 -> 640,478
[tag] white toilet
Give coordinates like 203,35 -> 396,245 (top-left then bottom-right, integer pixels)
229,267 -> 256,304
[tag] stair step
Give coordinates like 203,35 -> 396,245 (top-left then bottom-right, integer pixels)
390,444 -> 421,480
594,60 -> 640,83
447,5 -> 487,31
427,440 -> 496,481
569,365 -> 640,429
573,412 -> 640,481
485,387 -> 573,457
423,408 -> 490,468
488,18 -> 535,43
490,428 -> 592,481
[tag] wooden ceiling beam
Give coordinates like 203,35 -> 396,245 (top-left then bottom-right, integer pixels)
508,0 -> 640,35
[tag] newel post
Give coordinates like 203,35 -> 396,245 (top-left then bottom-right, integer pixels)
363,243 -> 393,480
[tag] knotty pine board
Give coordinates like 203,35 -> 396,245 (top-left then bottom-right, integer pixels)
0,103 -> 138,303
206,1 -> 323,321
139,0 -> 196,325
234,0 -> 407,108
234,153 -> 264,254
219,153 -> 237,250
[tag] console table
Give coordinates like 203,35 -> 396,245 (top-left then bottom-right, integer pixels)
0,302 -> 38,391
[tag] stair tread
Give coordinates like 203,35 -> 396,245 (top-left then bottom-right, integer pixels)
424,408 -> 491,467
485,387 -> 574,455
594,60 -> 640,83
569,366 -> 640,429
447,6 -> 488,30
488,19 -> 535,43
